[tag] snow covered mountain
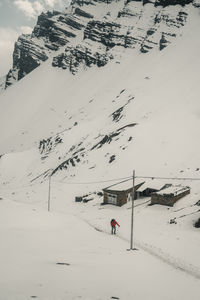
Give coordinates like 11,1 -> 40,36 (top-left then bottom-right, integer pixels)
0,0 -> 200,222
0,0 -> 200,227
1,1 -> 200,165
4,0 -> 199,88
0,0 -> 200,188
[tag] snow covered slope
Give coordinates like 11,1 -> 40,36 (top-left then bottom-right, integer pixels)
0,197 -> 199,300
1,3 -> 200,182
0,75 -> 6,93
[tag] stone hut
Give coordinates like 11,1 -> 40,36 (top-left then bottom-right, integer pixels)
103,179 -> 144,207
151,185 -> 190,207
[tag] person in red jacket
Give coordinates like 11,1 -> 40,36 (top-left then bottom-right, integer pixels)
110,219 -> 120,234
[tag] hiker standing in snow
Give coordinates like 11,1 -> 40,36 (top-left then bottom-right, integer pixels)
110,219 -> 120,234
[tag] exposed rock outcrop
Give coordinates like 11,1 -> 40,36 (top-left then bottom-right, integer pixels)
5,8 -> 89,87
4,0 -> 195,87
6,35 -> 49,88
39,135 -> 62,159
52,44 -> 112,73
155,0 -> 193,7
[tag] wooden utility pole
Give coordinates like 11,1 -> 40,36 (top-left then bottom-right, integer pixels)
130,170 -> 135,250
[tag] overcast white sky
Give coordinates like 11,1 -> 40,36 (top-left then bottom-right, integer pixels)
0,0 -> 69,77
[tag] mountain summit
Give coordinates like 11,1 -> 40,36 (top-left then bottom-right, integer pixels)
4,0 -> 199,88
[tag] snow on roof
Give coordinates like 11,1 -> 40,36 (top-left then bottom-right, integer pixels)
137,179 -> 166,192
156,185 -> 190,196
104,178 -> 144,191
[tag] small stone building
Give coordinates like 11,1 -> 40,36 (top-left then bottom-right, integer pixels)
103,180 -> 144,207
151,185 -> 190,207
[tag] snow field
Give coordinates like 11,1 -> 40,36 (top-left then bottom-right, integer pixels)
0,197 -> 199,300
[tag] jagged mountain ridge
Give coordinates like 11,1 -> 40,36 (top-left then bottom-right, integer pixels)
4,0 -> 199,88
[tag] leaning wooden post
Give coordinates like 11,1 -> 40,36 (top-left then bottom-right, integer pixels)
130,170 -> 135,250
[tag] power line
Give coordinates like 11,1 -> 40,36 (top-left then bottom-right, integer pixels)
0,175 -> 132,191
0,180 -> 46,191
52,176 -> 132,185
136,175 -> 200,181
52,175 -> 200,186
103,178 -> 132,190
1,174 -> 200,191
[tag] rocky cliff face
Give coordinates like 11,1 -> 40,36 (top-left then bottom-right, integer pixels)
4,0 -> 199,88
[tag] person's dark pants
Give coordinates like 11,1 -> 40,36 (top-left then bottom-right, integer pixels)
111,226 -> 116,234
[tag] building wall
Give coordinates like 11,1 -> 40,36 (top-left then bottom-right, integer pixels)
151,189 -> 190,206
103,182 -> 144,206
103,188 -> 133,206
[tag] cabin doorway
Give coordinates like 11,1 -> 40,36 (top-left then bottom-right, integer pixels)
107,193 -> 117,205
